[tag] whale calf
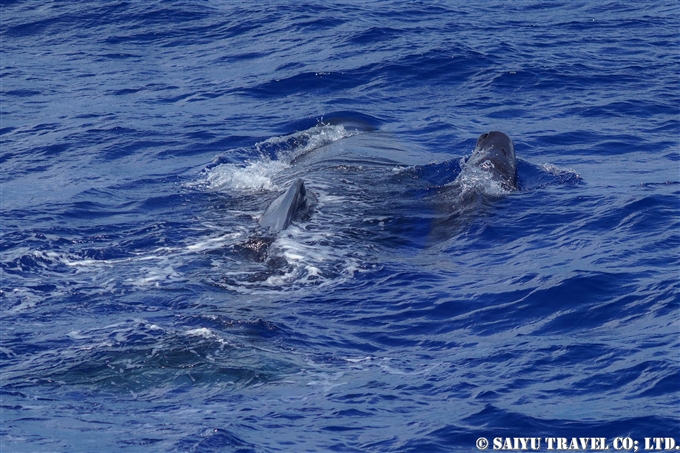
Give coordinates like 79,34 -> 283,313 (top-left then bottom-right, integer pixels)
462,131 -> 517,190
259,178 -> 315,231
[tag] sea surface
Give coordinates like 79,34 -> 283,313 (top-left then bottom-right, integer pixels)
1,1 -> 679,452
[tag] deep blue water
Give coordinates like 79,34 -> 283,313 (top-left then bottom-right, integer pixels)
1,1 -> 679,452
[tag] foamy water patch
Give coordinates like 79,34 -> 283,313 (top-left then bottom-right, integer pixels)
4,244 -> 196,300
204,158 -> 288,192
214,220 -> 370,294
271,224 -> 368,284
540,162 -> 581,179
199,123 -> 360,194
452,159 -> 513,196
185,327 -> 234,348
126,258 -> 184,288
185,231 -> 244,252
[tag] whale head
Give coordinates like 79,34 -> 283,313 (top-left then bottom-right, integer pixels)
467,131 -> 517,189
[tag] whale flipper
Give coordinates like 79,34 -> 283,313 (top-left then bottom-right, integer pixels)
259,178 -> 315,231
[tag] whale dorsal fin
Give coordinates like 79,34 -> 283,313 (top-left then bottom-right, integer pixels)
259,178 -> 313,231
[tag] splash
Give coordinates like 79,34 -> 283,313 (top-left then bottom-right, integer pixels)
204,158 -> 287,192
540,162 -> 581,180
201,123 -> 359,193
450,156 -> 513,197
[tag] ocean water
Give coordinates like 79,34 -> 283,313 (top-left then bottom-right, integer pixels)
1,1 -> 679,452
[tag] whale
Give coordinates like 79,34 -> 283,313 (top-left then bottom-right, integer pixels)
259,178 -> 316,231
257,131 -> 516,234
237,130 -> 517,261
422,131 -> 518,238
462,131 -> 517,190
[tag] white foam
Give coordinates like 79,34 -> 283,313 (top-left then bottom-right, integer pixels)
540,162 -> 580,178
344,356 -> 375,364
185,327 -> 214,338
201,123 -> 358,194
186,233 -> 242,251
451,156 -> 513,196
126,261 -> 183,287
205,158 -> 287,192
185,327 -> 233,347
216,222 -> 368,294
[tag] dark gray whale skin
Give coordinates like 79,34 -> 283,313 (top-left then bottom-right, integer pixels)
258,131 -> 516,233
427,131 -> 518,238
259,178 -> 315,232
463,131 -> 517,190
237,179 -> 313,262
240,130 -> 518,259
